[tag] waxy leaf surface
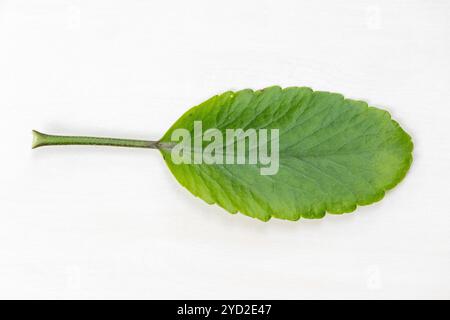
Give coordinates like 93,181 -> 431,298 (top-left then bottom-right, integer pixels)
159,86 -> 413,221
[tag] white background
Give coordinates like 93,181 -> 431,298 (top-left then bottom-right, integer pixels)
0,0 -> 449,299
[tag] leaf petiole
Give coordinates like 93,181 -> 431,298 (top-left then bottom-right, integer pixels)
31,130 -> 161,150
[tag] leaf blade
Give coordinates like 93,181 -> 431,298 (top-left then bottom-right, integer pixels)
160,86 -> 413,221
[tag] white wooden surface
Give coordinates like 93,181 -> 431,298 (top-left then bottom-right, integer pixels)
0,0 -> 449,299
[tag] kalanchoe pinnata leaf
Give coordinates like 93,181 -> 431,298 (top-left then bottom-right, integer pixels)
33,86 -> 413,221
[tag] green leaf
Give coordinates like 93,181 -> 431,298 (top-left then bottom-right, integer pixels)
32,86 -> 413,222
159,86 -> 413,221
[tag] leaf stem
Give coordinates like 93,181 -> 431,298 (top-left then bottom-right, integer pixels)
32,130 -> 161,149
